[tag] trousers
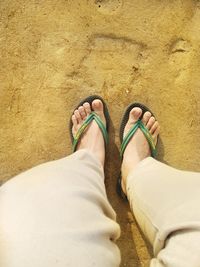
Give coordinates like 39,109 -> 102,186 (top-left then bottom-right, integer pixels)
0,149 -> 200,267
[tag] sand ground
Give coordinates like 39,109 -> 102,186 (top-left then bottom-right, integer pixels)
1,0 -> 200,266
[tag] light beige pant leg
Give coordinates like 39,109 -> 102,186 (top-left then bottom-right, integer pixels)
0,149 -> 121,267
126,157 -> 200,267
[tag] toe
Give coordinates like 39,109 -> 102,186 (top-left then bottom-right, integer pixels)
146,116 -> 156,130
74,110 -> 82,124
142,111 -> 152,125
92,99 -> 104,120
72,115 -> 78,136
150,121 -> 159,134
72,114 -> 77,128
92,99 -> 107,126
92,99 -> 104,116
78,106 -> 87,120
152,125 -> 160,139
83,102 -> 91,116
129,107 -> 142,124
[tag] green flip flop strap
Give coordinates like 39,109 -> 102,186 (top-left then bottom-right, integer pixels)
72,112 -> 108,152
120,120 -> 157,158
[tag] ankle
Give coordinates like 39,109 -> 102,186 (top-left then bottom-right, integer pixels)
94,150 -> 105,167
121,156 -> 143,194
121,163 -> 130,190
122,155 -> 140,172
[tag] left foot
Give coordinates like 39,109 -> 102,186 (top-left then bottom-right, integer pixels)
71,99 -> 106,166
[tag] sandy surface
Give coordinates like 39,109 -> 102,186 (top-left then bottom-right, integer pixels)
1,0 -> 200,266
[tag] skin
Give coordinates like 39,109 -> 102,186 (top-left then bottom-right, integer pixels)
72,99 -> 106,166
72,99 -> 160,195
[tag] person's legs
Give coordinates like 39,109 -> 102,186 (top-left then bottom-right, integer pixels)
121,107 -> 200,267
127,158 -> 200,267
0,99 -> 121,267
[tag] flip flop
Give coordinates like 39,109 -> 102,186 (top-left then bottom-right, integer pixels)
117,103 -> 158,199
69,95 -> 110,152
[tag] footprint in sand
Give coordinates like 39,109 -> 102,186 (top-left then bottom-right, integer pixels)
66,35 -> 147,97
168,38 -> 193,84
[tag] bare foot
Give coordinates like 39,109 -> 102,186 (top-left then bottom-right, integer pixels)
121,107 -> 160,194
71,99 -> 106,166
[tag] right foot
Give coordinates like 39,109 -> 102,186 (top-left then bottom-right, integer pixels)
121,107 -> 160,195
